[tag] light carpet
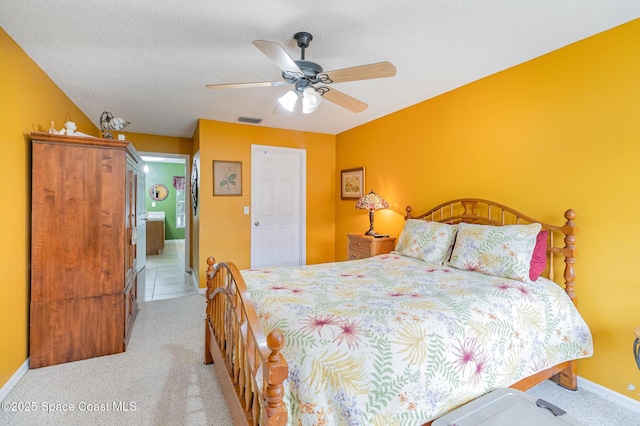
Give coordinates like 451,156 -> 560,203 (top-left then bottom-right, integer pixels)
0,295 -> 233,426
2,293 -> 639,425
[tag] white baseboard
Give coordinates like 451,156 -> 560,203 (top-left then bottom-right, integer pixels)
578,376 -> 640,415
0,358 -> 29,402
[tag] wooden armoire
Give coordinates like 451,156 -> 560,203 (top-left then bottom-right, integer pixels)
30,132 -> 141,368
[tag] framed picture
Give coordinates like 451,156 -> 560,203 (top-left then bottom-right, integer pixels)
149,183 -> 169,201
341,167 -> 365,200
213,160 -> 242,196
191,160 -> 198,214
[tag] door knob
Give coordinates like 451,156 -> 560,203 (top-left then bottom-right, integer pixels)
254,221 -> 260,227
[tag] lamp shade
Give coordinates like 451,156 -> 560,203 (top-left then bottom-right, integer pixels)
356,190 -> 388,236
278,90 -> 299,112
302,87 -> 321,114
356,190 -> 389,211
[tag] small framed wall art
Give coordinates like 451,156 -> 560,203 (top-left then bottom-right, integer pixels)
149,183 -> 169,201
213,160 -> 242,196
341,167 -> 365,200
191,159 -> 199,215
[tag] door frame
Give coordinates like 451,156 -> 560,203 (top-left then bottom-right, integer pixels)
135,163 -> 146,273
250,144 -> 306,268
139,152 -> 191,274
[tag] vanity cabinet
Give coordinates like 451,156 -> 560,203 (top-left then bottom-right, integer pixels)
146,219 -> 165,255
29,132 -> 141,368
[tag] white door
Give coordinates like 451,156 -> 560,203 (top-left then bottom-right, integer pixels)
251,145 -> 306,268
136,165 -> 146,272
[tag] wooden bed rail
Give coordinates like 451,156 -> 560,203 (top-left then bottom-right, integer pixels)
406,198 -> 577,303
204,257 -> 288,426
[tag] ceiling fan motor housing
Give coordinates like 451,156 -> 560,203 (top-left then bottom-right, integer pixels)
282,32 -> 324,86
282,60 -> 324,83
294,32 -> 313,51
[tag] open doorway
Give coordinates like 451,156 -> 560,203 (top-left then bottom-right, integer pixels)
138,152 -> 194,301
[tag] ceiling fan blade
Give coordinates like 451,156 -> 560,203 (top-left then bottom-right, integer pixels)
252,40 -> 302,74
321,88 -> 368,113
206,81 -> 289,90
322,61 -> 396,84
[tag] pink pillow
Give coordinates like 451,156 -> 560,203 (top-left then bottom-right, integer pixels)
529,230 -> 548,281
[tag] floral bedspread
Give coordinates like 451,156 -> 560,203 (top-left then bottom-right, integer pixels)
242,254 -> 593,425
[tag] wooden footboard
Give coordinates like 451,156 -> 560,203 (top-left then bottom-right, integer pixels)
204,257 -> 288,426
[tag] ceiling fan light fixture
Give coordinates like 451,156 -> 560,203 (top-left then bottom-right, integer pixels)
207,32 -> 395,115
301,103 -> 317,114
278,90 -> 299,112
302,87 -> 321,114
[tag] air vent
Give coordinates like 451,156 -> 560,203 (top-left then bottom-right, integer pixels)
238,116 -> 262,124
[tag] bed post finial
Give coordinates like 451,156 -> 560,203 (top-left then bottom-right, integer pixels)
405,205 -> 413,220
206,257 -> 216,294
204,256 -> 217,366
264,329 -> 288,425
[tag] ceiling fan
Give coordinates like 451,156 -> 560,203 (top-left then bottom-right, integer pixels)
206,32 -> 396,114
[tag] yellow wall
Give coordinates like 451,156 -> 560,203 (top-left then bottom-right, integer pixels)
336,19 -> 640,400
128,132 -> 193,155
3,16 -> 640,404
191,124 -> 201,279
195,119 -> 336,285
0,27 -> 98,388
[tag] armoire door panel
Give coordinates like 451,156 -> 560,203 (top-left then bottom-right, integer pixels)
30,132 -> 140,368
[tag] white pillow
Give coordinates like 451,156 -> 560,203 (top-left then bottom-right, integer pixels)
446,222 -> 542,281
394,219 -> 458,264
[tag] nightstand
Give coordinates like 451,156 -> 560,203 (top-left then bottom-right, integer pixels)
347,233 -> 396,260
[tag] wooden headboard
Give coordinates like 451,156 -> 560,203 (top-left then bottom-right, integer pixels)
405,198 -> 577,303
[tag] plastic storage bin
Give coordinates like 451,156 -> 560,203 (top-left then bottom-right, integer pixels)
432,388 -> 582,426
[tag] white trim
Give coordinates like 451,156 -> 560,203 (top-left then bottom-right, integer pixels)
0,358 -> 29,402
578,376 -> 640,415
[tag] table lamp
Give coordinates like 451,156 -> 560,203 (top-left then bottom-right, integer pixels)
356,190 -> 388,236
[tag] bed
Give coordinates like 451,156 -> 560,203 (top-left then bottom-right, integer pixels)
204,198 -> 593,425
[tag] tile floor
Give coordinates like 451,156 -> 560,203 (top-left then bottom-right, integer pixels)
138,239 -> 199,301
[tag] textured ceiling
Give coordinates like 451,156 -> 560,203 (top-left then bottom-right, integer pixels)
1,1 -> 639,138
